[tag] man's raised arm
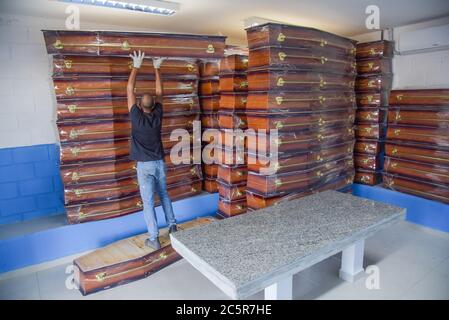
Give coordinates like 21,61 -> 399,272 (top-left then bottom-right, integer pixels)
127,50 -> 145,111
153,57 -> 164,104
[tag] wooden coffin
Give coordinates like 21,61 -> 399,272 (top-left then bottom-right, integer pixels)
246,108 -> 355,132
354,124 -> 386,140
383,173 -> 449,204
220,55 -> 248,73
248,68 -> 355,92
64,176 -> 139,205
355,74 -> 393,92
247,140 -> 354,174
217,197 -> 247,217
202,146 -> 247,166
199,77 -> 219,95
356,40 -> 394,60
66,180 -> 202,223
57,96 -> 200,121
247,156 -> 353,196
387,107 -> 449,128
218,181 -> 246,201
355,107 -> 388,124
246,126 -> 355,154
165,164 -> 203,185
246,172 -> 353,209
354,139 -> 384,155
43,30 -> 226,58
219,73 -> 248,92
74,217 -> 217,295
356,91 -> 389,108
59,119 -> 130,143
202,164 -> 219,178
218,112 -> 247,129
201,112 -> 219,128
246,23 -> 356,56
60,139 -> 130,164
389,89 -> 449,106
199,95 -> 220,112
386,125 -> 449,147
219,92 -> 248,111
354,169 -> 382,185
54,78 -> 198,100
249,46 -> 356,75
52,56 -> 199,77
208,129 -> 246,150
246,91 -> 355,113
198,60 -> 220,77
203,178 -> 218,193
356,58 -> 392,75
385,142 -> 449,166
60,159 -> 136,185
384,157 -> 449,185
217,164 -> 247,184
354,153 -> 383,170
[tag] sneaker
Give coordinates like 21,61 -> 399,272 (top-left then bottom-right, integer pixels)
168,224 -> 178,234
145,238 -> 161,250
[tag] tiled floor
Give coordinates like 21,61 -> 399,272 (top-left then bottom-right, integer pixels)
1,220 -> 448,300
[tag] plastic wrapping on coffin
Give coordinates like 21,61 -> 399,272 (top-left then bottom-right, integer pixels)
52,56 -> 199,78
246,91 -> 355,113
219,73 -> 248,92
355,107 -> 388,124
387,106 -> 449,128
246,171 -> 354,209
202,164 -> 219,178
199,95 -> 220,112
217,197 -> 247,217
220,54 -> 248,73
356,40 -> 394,60
218,112 -> 247,129
198,77 -> 220,95
247,68 -> 356,92
385,142 -> 449,166
203,146 -> 247,166
384,157 -> 449,185
246,23 -> 356,57
198,60 -> 221,77
389,89 -> 449,106
354,169 -> 382,185
354,139 -> 384,156
217,164 -> 247,184
356,58 -> 392,75
53,78 -> 198,100
201,112 -> 220,128
355,74 -> 392,92
218,181 -> 246,201
219,92 -> 248,111
43,30 -> 226,58
203,178 -> 218,193
214,129 -> 246,150
354,153 -> 384,170
246,108 -> 355,132
246,126 -> 355,154
248,46 -> 356,75
356,91 -> 389,108
247,156 -> 354,196
60,139 -> 131,164
382,173 -> 449,204
386,125 -> 449,147
73,217 -> 217,295
247,140 -> 354,174
354,124 -> 386,140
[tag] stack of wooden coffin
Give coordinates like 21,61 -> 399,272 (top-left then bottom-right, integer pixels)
198,59 -> 221,193
353,41 -> 394,185
383,89 -> 449,204
244,23 -> 357,209
217,54 -> 249,217
43,30 -> 226,223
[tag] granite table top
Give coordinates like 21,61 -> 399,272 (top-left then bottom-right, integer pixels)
170,190 -> 406,299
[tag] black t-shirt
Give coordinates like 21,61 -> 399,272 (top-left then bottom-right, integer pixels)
129,103 -> 164,161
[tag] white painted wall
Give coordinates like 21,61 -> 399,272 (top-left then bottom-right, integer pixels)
352,17 -> 449,90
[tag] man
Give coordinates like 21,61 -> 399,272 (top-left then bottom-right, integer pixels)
127,50 -> 177,250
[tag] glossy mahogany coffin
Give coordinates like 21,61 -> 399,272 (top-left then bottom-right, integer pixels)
219,93 -> 248,111
354,124 -> 386,140
355,74 -> 392,92
217,164 -> 247,184
356,91 -> 389,108
354,169 -> 382,186
356,40 -> 394,60
219,73 -> 248,92
384,157 -> 449,185
218,181 -> 246,201
356,58 -> 392,75
43,30 -> 226,58
203,178 -> 218,193
198,60 -> 220,77
218,112 -> 247,129
354,139 -> 384,155
385,142 -> 449,166
199,78 -> 219,95
217,197 -> 247,217
220,55 -> 248,73
74,217 -> 216,295
386,126 -> 449,147
387,106 -> 449,128
356,107 -> 388,124
199,95 -> 220,112
389,89 -> 449,106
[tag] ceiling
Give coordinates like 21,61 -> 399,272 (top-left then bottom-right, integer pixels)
1,0 -> 449,45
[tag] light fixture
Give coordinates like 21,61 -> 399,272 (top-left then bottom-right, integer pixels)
57,0 -> 180,16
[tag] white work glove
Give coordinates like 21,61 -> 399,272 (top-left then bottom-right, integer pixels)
130,50 -> 145,69
153,57 -> 164,69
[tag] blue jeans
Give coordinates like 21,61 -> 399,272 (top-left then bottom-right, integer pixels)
136,160 -> 176,240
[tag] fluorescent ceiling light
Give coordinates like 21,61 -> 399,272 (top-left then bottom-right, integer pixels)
57,0 -> 180,16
